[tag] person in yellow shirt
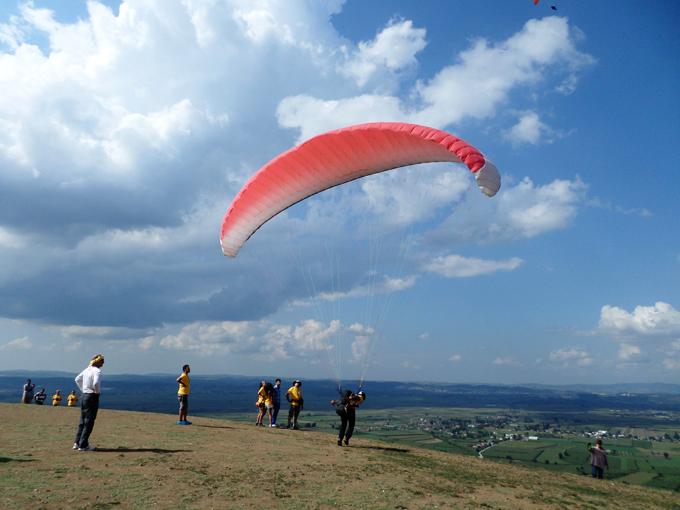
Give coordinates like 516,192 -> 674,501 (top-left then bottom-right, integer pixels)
67,390 -> 78,407
255,380 -> 274,427
176,364 -> 191,425
286,380 -> 304,429
52,389 -> 62,406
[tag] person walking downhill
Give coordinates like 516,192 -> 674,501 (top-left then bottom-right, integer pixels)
73,354 -> 104,452
286,380 -> 303,430
52,389 -> 62,406
176,364 -> 192,425
22,379 -> 35,404
271,378 -> 282,428
588,438 -> 609,479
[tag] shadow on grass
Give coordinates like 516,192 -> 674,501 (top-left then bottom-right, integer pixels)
95,447 -> 190,454
354,445 -> 410,453
192,424 -> 235,429
0,457 -> 37,463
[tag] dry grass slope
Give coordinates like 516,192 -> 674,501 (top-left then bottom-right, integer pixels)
1,403 -> 679,510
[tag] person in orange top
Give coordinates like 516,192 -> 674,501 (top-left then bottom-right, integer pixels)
52,389 -> 62,406
176,364 -> 191,425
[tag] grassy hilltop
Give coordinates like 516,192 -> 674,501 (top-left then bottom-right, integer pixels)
1,404 -> 679,510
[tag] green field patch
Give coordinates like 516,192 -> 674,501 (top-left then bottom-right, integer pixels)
617,471 -> 657,485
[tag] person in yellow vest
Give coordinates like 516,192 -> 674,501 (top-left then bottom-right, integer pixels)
67,390 -> 78,407
52,389 -> 62,406
255,380 -> 271,426
176,364 -> 191,425
286,380 -> 304,429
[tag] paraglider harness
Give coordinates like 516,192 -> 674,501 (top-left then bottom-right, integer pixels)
334,386 -> 366,414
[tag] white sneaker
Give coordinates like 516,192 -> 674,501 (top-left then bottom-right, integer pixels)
78,445 -> 96,452
72,443 -> 78,450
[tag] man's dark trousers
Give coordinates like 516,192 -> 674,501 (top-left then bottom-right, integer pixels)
74,393 -> 99,448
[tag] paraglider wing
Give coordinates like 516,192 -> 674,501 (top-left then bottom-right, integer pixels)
220,122 -> 500,257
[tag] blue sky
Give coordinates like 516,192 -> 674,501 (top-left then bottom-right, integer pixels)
0,0 -> 679,384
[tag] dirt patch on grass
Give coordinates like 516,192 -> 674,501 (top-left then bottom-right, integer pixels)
1,403 -> 678,509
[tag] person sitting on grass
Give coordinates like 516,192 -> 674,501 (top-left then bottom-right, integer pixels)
52,389 -> 62,406
176,364 -> 191,425
286,380 -> 304,429
34,388 -> 47,405
587,438 -> 609,479
67,390 -> 78,407
331,390 -> 366,446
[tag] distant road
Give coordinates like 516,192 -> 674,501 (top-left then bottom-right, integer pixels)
478,442 -> 498,458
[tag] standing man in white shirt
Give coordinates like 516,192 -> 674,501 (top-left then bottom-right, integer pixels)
73,354 -> 104,451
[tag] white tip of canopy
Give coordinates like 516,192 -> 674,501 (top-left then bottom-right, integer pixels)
220,238 -> 238,258
475,161 -> 501,197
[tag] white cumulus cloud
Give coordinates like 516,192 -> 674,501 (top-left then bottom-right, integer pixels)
493,356 -> 520,366
504,111 -> 556,146
341,19 -> 427,87
1,336 -> 32,350
429,176 -> 587,245
662,359 -> 680,370
549,347 -> 593,367
279,16 -> 594,139
425,254 -> 522,278
599,302 -> 680,338
617,343 -> 640,361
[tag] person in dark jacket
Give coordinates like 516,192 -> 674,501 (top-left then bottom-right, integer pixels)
331,390 -> 366,446
271,378 -> 282,427
33,388 -> 47,405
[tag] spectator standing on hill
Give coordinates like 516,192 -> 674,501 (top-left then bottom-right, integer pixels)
67,390 -> 78,407
588,438 -> 609,479
271,378 -> 282,427
34,388 -> 47,405
286,380 -> 303,429
22,379 -> 35,403
73,354 -> 104,451
263,381 -> 275,426
331,390 -> 366,446
255,380 -> 269,426
52,389 -> 62,406
176,364 -> 192,425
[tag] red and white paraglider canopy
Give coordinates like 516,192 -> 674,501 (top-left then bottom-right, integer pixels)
220,122 -> 500,257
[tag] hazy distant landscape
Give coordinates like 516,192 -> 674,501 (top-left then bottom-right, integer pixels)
3,371 -> 680,414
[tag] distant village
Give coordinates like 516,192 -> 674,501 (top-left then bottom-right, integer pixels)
364,411 -> 680,453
